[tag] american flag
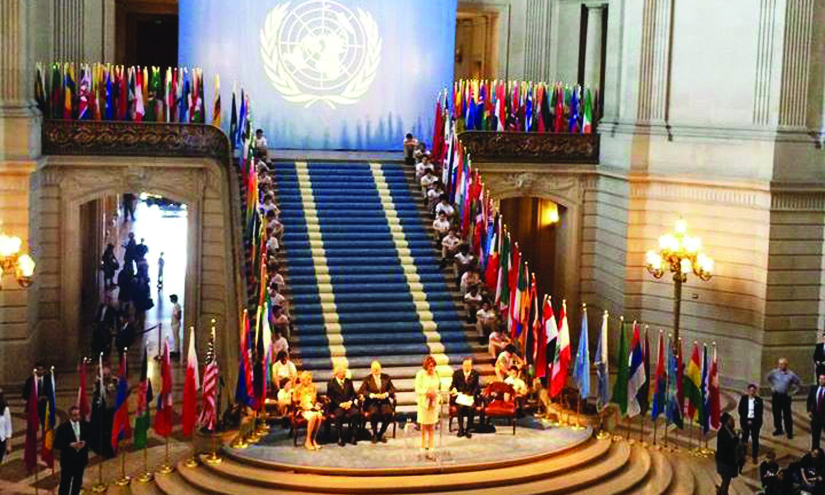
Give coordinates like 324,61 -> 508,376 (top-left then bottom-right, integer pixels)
199,329 -> 219,431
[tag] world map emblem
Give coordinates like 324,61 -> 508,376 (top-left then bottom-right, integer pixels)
260,0 -> 382,108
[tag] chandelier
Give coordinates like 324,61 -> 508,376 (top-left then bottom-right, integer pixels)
0,232 -> 36,288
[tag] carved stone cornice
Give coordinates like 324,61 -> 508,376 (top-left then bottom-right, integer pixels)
42,121 -> 231,164
458,131 -> 600,164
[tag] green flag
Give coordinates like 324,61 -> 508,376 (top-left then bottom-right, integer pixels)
611,320 -> 629,416
133,348 -> 153,449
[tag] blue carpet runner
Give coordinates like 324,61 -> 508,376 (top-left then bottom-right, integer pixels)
272,162 -> 473,392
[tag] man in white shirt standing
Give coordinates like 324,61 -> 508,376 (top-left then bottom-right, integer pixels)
737,384 -> 763,463
169,294 -> 182,358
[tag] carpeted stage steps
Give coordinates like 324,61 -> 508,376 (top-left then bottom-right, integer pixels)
270,161 -> 491,410
142,436 -> 745,495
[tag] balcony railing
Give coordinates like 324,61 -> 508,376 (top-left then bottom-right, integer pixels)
457,131 -> 599,164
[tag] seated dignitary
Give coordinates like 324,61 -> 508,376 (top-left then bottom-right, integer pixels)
327,363 -> 362,446
358,360 -> 396,443
450,357 -> 481,438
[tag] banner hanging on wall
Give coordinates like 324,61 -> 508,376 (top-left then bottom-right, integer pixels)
180,0 -> 457,150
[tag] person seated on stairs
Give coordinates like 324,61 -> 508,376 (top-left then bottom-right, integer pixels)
272,350 -> 297,420
450,357 -> 481,439
454,245 -> 477,281
272,328 -> 289,357
460,269 -> 481,296
327,363 -> 362,447
495,344 -> 524,382
797,448 -> 825,494
415,154 -> 434,183
260,193 -> 279,217
265,227 -> 280,255
488,326 -> 511,359
269,282 -> 289,317
265,210 -> 284,241
293,371 -> 323,451
441,227 -> 461,265
358,361 -> 396,444
269,305 -> 290,339
420,168 -> 438,195
433,211 -> 451,240
427,182 -> 444,215
477,300 -> 497,340
435,195 -> 455,221
269,263 -> 286,290
464,285 -> 482,323
760,450 -> 780,494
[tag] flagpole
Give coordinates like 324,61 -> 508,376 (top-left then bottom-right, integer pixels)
91,354 -> 107,494
114,440 -> 130,485
33,458 -> 38,495
156,435 -> 174,474
653,417 -> 659,449
136,439 -> 153,482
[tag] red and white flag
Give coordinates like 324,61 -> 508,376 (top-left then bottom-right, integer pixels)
549,300 -> 571,398
182,328 -> 200,437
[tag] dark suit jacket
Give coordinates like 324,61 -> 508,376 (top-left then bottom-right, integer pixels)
715,425 -> 740,466
808,385 -> 825,420
450,369 -> 481,399
737,395 -> 763,428
54,420 -> 91,470
327,377 -> 358,411
359,373 -> 396,408
94,304 -> 118,331
815,344 -> 825,378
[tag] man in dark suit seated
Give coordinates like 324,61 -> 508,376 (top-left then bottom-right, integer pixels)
738,383 -> 763,463
359,360 -> 396,443
327,363 -> 362,446
450,356 -> 481,438
55,405 -> 90,495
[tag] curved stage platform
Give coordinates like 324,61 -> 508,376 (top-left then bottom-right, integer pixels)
143,416 -> 732,494
227,418 -> 591,475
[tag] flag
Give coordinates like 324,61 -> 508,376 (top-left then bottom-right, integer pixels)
543,297 -> 558,381
153,342 -> 174,437
700,344 -> 710,433
34,63 -> 47,114
111,353 -> 132,450
666,339 -> 684,429
639,328 -> 651,416
235,310 -> 254,406
525,87 -> 533,131
134,68 -> 145,122
24,372 -> 39,472
495,233 -> 511,307
611,319 -> 629,415
549,300 -> 571,397
510,261 -> 528,340
182,328 -> 200,436
64,63 -> 75,119
595,310 -> 610,410
650,330 -> 666,420
533,292 -> 547,375
554,86 -> 564,132
706,345 -> 721,430
582,87 -> 593,134
212,74 -> 221,126
51,63 -> 62,119
133,348 -> 153,449
572,306 -> 590,399
41,372 -> 56,468
568,86 -> 580,133
77,359 -> 91,421
200,330 -> 220,431
627,322 -> 646,417
683,342 -> 704,424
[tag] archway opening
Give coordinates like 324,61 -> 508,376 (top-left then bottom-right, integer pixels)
498,197 -> 565,300
80,192 -> 189,362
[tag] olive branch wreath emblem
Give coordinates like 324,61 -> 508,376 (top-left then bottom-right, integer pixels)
259,2 -> 382,108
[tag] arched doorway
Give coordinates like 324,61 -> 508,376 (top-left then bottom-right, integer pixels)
79,192 -> 189,361
498,197 -> 565,300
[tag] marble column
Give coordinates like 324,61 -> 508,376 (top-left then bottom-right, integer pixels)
583,6 -> 605,92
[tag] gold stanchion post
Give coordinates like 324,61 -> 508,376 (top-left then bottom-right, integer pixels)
156,435 -> 175,474
135,440 -> 154,482
114,441 -> 131,486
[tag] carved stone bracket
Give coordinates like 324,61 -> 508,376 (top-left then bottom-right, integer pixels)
458,131 -> 600,164
42,121 -> 231,164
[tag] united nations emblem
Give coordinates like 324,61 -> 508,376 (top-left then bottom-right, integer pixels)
260,1 -> 382,108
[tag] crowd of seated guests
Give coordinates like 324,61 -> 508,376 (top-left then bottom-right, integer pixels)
758,448 -> 825,494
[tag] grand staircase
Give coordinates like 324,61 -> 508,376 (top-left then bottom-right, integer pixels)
272,161 -> 490,410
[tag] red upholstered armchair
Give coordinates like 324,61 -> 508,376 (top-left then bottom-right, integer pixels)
482,382 -> 518,435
